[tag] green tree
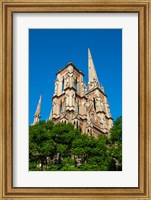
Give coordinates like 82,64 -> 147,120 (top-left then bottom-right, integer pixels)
108,117 -> 122,170
29,120 -> 55,170
29,117 -> 122,171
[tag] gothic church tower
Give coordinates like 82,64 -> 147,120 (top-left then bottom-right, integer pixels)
49,49 -> 113,137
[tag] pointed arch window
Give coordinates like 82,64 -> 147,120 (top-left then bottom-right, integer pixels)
76,79 -> 78,93
62,78 -> 64,92
77,103 -> 79,113
93,98 -> 96,111
60,102 -> 62,113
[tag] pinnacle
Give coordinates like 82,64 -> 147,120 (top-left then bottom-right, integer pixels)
88,48 -> 100,89
35,95 -> 42,116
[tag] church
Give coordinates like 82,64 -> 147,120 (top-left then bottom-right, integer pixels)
33,49 -> 113,137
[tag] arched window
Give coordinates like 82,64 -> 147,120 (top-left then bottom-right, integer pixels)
93,98 -> 96,110
60,102 -> 62,113
76,80 -> 78,93
62,78 -> 64,91
77,103 -> 79,113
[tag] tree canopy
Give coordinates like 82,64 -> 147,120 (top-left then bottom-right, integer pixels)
29,117 -> 122,171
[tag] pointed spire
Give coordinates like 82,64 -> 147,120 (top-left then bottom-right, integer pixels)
49,109 -> 52,120
33,95 -> 42,125
88,48 -> 98,83
88,48 -> 100,90
35,95 -> 42,115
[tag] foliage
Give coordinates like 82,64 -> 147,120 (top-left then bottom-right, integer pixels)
29,117 -> 122,171
108,116 -> 122,170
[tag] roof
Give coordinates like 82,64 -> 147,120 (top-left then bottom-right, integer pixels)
56,62 -> 84,76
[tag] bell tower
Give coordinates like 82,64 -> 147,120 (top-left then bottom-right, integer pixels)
50,62 -> 88,133
31,48 -> 114,137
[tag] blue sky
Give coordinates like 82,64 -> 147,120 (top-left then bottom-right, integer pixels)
29,29 -> 122,124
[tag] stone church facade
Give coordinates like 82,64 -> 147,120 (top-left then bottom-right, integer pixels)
33,49 -> 113,137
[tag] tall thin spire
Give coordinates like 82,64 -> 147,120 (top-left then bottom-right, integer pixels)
33,95 -> 42,125
88,48 -> 100,90
49,109 -> 52,120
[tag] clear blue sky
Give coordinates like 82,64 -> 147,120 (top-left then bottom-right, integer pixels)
29,29 -> 122,124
